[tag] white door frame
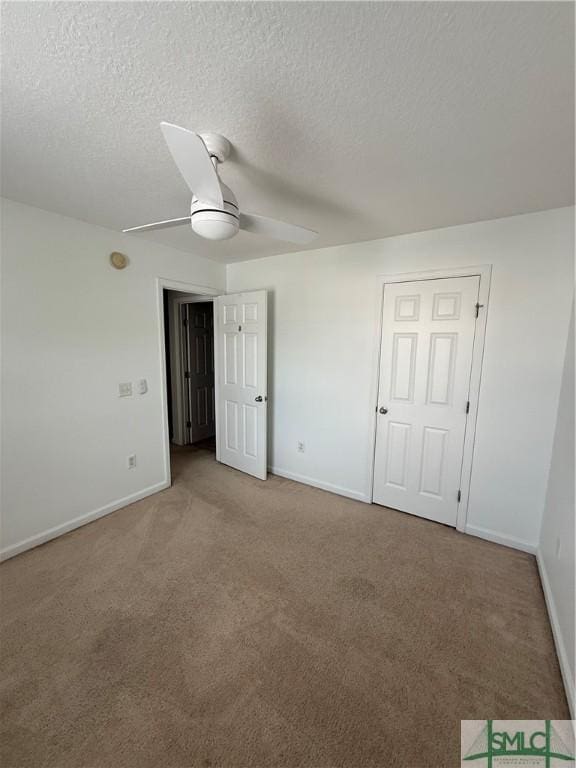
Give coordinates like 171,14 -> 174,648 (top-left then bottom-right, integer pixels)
367,265 -> 492,532
156,278 -> 222,487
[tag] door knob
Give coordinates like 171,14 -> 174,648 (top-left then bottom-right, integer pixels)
379,407 -> 388,414
255,396 -> 263,402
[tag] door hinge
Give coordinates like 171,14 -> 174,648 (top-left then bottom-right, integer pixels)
182,318 -> 188,327
186,421 -> 192,428
475,302 -> 484,318
457,490 -> 462,503
184,371 -> 191,379
466,400 -> 470,414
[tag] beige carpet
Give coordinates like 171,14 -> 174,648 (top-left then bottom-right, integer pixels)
0,444 -> 568,768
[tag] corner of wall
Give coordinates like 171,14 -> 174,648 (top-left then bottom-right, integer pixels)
0,480 -> 170,562
536,548 -> 575,717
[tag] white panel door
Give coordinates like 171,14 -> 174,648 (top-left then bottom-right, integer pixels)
215,291 -> 267,480
373,276 -> 480,526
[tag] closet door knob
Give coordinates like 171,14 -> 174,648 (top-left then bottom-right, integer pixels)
379,407 -> 388,414
255,396 -> 263,402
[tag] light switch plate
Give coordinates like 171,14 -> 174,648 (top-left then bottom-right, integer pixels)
119,382 -> 132,397
138,379 -> 148,395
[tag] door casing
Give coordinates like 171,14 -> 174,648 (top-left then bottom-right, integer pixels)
368,265 -> 491,533
158,280 -> 268,486
157,278 -> 221,488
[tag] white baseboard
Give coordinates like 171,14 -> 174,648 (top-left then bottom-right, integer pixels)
536,550 -> 575,718
0,480 -> 170,562
268,466 -> 370,504
464,524 -> 537,554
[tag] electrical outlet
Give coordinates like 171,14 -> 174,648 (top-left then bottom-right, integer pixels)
127,454 -> 136,469
297,442 -> 305,453
138,378 -> 148,395
119,382 -> 133,398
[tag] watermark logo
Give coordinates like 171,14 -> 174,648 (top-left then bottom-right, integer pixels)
461,720 -> 575,767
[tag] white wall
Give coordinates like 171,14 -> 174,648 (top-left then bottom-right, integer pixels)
538,301 -> 575,714
227,207 -> 574,550
2,202 -> 573,559
0,198 -> 225,557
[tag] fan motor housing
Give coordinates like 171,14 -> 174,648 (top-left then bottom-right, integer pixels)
191,210 -> 238,240
190,182 -> 239,241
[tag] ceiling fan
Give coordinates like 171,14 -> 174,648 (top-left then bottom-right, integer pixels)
123,123 -> 318,245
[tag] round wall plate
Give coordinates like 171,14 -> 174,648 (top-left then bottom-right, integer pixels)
199,133 -> 231,163
110,251 -> 128,269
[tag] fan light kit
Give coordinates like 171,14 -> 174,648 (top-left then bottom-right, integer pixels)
123,123 -> 318,245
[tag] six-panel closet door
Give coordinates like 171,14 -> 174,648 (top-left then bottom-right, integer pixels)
373,276 -> 480,526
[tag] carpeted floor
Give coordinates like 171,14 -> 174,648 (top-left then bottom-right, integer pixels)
0,444 -> 569,767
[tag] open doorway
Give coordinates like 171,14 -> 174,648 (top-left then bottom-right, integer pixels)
159,280 -> 269,486
163,289 -> 217,469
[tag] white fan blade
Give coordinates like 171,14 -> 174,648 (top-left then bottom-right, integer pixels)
239,212 -> 318,245
123,216 -> 191,233
160,122 -> 223,208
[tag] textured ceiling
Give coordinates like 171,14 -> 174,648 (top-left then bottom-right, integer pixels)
1,1 -> 574,263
